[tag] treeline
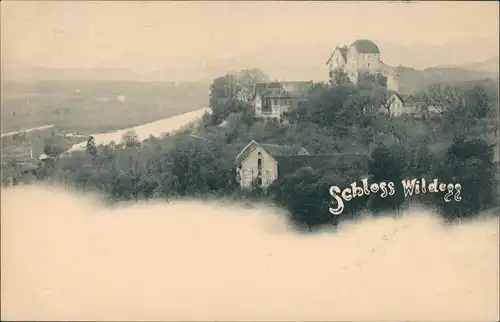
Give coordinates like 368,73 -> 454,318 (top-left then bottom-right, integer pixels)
8,69 -> 499,231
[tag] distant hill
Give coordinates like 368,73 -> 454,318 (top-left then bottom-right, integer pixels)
394,63 -> 498,95
1,60 -> 140,82
436,56 -> 499,74
2,53 -> 498,95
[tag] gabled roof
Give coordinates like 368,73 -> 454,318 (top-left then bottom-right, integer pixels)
326,46 -> 349,65
386,91 -> 404,103
260,143 -> 309,157
254,82 -> 282,97
254,81 -> 312,99
235,140 -> 309,165
386,92 -> 425,108
402,95 -> 424,107
275,153 -> 369,177
350,39 -> 380,54
261,88 -> 303,99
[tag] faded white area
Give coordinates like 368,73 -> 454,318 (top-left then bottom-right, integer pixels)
1,185 -> 499,321
65,107 -> 209,153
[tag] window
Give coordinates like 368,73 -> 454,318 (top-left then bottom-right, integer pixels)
274,99 -> 278,105
236,165 -> 242,182
257,152 -> 263,176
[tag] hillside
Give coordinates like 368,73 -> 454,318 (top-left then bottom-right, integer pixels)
395,65 -> 498,95
437,56 -> 499,74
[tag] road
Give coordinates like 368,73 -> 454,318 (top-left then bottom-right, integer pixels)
1,124 -> 55,138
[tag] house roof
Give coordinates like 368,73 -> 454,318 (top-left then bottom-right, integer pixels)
350,39 -> 380,54
254,81 -> 312,99
261,88 -> 303,99
254,82 -> 282,96
275,153 -> 369,177
402,95 -> 424,107
326,46 -> 348,65
260,143 -> 309,157
235,140 -> 308,165
387,91 -> 404,103
387,93 -> 425,107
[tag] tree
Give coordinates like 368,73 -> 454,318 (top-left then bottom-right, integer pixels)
330,68 -> 351,86
368,145 -> 406,214
209,69 -> 269,125
268,167 -> 337,231
234,69 -> 270,102
121,130 -> 140,148
358,72 -> 387,89
435,136 -> 496,220
43,140 -> 65,158
299,83 -> 356,129
86,136 -> 98,159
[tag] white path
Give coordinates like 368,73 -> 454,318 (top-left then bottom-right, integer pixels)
65,107 -> 210,153
1,124 -> 55,138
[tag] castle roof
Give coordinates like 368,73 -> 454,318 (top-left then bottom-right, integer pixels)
350,39 -> 380,54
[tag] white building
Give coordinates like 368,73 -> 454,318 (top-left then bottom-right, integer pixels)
235,140 -> 369,190
235,140 -> 309,189
252,81 -> 312,121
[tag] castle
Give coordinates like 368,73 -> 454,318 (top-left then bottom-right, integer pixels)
251,39 -> 410,122
326,39 -> 399,92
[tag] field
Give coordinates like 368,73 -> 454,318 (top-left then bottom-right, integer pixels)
1,81 -> 209,135
1,125 -> 82,161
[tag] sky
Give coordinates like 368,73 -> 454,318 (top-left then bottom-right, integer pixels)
1,1 -> 499,80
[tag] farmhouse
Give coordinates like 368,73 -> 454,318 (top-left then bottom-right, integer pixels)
381,92 -> 423,117
236,140 -> 310,189
235,140 -> 369,190
326,39 -> 399,92
253,81 -> 312,121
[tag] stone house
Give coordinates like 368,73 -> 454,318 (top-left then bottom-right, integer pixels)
382,92 -> 420,117
379,92 -> 443,118
235,140 -> 310,189
235,140 -> 369,190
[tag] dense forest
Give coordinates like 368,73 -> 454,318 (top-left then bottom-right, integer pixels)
6,68 -> 499,231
